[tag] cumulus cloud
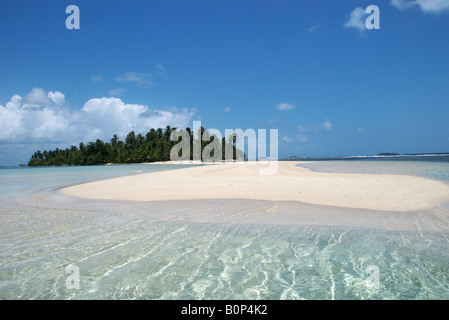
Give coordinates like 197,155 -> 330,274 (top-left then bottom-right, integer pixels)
0,88 -> 197,146
344,7 -> 367,32
223,106 -> 231,112
0,90 -> 74,144
48,91 -> 66,105
23,88 -> 52,107
391,0 -> 449,13
79,97 -> 196,140
0,95 -> 26,142
276,102 -> 295,111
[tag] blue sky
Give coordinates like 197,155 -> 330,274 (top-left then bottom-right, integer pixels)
1,0 -> 448,165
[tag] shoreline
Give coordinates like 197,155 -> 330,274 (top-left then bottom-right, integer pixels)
60,161 -> 449,212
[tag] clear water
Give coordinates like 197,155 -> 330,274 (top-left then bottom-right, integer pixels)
1,161 -> 449,300
297,160 -> 449,182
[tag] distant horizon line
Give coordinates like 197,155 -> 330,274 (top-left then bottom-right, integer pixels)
283,152 -> 449,160
1,152 -> 449,167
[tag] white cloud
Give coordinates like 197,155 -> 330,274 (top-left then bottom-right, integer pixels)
308,24 -> 319,33
0,90 -> 74,144
280,133 -> 308,144
79,97 -> 195,140
276,102 -> 295,111
357,127 -> 364,132
322,119 -> 333,131
21,88 -> 66,108
32,108 -> 73,142
0,95 -> 26,142
391,0 -> 416,10
281,135 -> 293,143
116,72 -> 152,87
391,0 -> 449,13
296,134 -> 308,142
297,125 -> 311,132
23,87 -> 52,107
108,88 -> 126,96
223,106 -> 231,112
418,0 -> 449,13
90,75 -> 102,82
0,88 -> 197,146
297,120 -> 332,133
48,91 -> 66,105
155,64 -> 167,76
344,7 -> 366,32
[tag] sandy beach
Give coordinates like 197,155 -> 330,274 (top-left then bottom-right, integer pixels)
59,161 -> 449,212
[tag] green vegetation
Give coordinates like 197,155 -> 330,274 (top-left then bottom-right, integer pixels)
28,126 -> 245,166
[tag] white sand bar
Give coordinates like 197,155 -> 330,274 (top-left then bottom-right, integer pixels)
60,161 -> 449,211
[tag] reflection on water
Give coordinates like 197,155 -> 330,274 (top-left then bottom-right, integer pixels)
1,162 -> 449,299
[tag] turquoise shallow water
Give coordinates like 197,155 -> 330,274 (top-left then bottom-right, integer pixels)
296,160 -> 449,182
1,161 -> 449,299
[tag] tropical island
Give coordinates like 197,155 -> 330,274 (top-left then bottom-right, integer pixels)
27,126 -> 244,166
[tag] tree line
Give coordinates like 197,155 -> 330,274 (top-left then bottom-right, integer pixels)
27,126 -> 245,166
